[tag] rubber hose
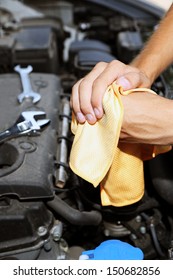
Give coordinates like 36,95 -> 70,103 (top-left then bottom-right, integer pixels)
46,195 -> 102,226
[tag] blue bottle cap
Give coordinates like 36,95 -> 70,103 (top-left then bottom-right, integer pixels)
80,239 -> 144,260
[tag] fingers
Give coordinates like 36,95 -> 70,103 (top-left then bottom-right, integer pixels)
71,60 -> 151,124
71,62 -> 108,124
71,78 -> 86,123
90,61 -> 128,114
72,60 -> 126,124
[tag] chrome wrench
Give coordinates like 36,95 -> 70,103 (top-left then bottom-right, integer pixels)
0,111 -> 50,144
14,65 -> 41,104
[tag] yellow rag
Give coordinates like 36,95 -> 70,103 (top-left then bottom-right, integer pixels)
69,82 -> 171,207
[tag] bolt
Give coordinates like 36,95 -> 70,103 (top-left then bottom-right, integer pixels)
19,141 -> 36,152
130,233 -> 137,240
135,215 -> 142,223
104,229 -> 110,237
44,239 -> 52,252
52,222 -> 63,241
37,226 -> 47,237
140,226 -> 146,235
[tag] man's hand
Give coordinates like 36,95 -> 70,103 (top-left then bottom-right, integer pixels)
120,90 -> 173,145
71,60 -> 151,124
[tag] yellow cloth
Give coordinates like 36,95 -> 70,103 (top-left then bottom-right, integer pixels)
69,83 -> 171,207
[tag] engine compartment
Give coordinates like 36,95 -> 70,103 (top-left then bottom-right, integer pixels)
1,0 -> 173,260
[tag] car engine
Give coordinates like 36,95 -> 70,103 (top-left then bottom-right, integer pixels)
0,0 -> 173,260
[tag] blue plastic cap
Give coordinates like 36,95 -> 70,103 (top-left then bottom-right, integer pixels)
81,239 -> 144,260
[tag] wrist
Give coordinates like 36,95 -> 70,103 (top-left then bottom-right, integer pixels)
131,55 -> 159,86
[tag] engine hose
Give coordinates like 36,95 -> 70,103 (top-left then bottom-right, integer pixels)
46,195 -> 102,226
149,223 -> 165,258
141,213 -> 165,258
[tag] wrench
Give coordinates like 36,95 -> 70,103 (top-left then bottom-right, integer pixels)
0,111 -> 50,144
14,65 -> 41,104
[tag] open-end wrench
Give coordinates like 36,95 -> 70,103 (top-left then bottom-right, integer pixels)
14,65 -> 41,104
0,111 -> 50,144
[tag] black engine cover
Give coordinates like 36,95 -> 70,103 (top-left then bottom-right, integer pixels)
0,198 -> 53,257
0,72 -> 60,199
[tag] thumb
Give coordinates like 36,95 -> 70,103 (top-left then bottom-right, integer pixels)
116,76 -> 132,90
116,71 -> 150,90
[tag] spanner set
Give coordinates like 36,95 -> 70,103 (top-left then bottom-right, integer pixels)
14,65 -> 41,104
0,65 -> 50,144
0,70 -> 60,199
0,111 -> 50,144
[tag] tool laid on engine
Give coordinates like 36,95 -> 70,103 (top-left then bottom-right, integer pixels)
0,111 -> 50,144
14,65 -> 41,104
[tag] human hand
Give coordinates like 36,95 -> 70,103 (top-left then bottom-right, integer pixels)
71,60 -> 151,124
120,90 -> 173,145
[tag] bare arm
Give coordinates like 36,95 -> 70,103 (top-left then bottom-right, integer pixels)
120,91 -> 173,145
132,4 -> 173,84
120,4 -> 173,145
71,4 -> 173,145
71,4 -> 173,122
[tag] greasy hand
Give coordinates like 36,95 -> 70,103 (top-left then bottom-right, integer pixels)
71,60 -> 151,124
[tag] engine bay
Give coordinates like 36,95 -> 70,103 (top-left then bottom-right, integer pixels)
1,0 -> 173,260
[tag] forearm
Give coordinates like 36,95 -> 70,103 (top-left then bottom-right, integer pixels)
131,4 -> 173,85
71,5 -> 173,125
121,91 -> 173,145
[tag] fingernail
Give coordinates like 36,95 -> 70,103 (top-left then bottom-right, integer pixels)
94,108 -> 101,118
86,114 -> 95,122
117,77 -> 131,90
76,112 -> 86,123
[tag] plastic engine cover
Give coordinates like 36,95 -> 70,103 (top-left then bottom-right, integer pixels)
0,72 -> 60,200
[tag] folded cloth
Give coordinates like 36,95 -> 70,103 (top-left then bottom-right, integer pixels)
69,82 -> 171,207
